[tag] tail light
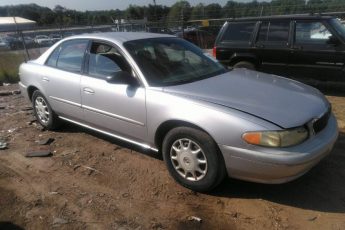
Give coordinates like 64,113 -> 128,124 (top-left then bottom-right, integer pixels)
212,46 -> 217,58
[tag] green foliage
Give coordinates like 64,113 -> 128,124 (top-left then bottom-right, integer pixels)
166,1 -> 192,26
204,3 -> 222,19
191,3 -> 205,20
0,52 -> 24,83
126,4 -> 145,20
1,0 -> 345,27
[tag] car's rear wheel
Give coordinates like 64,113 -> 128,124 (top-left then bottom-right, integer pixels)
233,61 -> 255,70
32,90 -> 60,130
162,127 -> 226,192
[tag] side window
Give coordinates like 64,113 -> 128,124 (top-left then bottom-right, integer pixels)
88,42 -> 131,79
56,40 -> 88,73
46,46 -> 61,67
222,22 -> 256,43
257,21 -> 290,43
295,21 -> 332,44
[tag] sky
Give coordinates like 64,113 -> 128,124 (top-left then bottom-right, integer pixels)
0,0 -> 251,11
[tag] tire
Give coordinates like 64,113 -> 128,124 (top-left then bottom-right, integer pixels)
233,61 -> 255,70
162,127 -> 226,192
32,90 -> 60,130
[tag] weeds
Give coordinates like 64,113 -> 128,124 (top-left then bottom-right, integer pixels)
0,51 -> 26,83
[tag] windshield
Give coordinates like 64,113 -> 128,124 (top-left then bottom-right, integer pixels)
330,18 -> 345,39
124,38 -> 226,86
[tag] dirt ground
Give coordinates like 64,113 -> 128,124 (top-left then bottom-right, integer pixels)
0,84 -> 344,230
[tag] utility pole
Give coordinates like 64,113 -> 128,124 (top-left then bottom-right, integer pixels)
153,0 -> 157,23
181,6 -> 184,38
260,6 -> 264,16
13,16 -> 30,61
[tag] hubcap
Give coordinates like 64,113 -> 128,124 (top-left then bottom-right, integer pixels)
35,96 -> 50,124
170,138 -> 208,181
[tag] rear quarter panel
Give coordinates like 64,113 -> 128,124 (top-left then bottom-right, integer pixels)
19,62 -> 49,101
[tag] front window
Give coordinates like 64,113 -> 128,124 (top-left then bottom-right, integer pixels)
88,42 -> 131,79
295,21 -> 332,44
124,38 -> 226,86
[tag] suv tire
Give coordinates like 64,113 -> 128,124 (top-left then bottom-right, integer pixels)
233,61 -> 255,70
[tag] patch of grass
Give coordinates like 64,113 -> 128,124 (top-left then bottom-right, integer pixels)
0,51 -> 26,83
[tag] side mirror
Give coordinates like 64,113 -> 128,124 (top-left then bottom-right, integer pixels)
327,35 -> 340,45
106,71 -> 139,86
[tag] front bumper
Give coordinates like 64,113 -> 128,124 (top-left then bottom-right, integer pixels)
219,114 -> 338,184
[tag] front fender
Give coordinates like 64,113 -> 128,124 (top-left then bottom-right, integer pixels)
146,89 -> 279,149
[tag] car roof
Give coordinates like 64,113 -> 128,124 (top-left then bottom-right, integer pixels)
68,32 -> 176,44
33,32 -> 178,65
226,14 -> 334,22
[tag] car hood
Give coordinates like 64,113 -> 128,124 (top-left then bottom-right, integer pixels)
162,69 -> 329,128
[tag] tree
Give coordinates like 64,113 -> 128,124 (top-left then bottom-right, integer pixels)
204,3 -> 222,19
126,4 -> 145,19
270,0 -> 306,15
167,0 -> 191,26
191,3 -> 205,20
222,1 -> 239,18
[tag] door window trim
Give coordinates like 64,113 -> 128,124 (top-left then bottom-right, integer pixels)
292,19 -> 339,47
83,39 -> 144,87
255,20 -> 292,46
44,39 -> 89,74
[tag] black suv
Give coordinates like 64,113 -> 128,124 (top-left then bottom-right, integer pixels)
213,15 -> 345,85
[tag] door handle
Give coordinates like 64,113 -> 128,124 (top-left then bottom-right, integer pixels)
42,77 -> 49,82
83,87 -> 95,95
293,46 -> 303,50
255,44 -> 265,48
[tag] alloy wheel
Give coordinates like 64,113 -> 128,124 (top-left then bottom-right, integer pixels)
170,138 -> 208,181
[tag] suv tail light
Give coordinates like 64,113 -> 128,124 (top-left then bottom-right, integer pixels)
212,46 -> 217,58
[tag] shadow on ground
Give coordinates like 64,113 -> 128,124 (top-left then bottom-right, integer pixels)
0,222 -> 25,230
56,121 -> 345,214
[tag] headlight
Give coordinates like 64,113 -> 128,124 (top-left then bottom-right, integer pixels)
242,127 -> 308,147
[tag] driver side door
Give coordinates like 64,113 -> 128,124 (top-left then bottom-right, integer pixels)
289,20 -> 345,82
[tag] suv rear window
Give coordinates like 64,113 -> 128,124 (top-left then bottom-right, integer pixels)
222,22 -> 256,42
257,21 -> 290,43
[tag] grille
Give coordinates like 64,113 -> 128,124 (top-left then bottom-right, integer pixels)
313,107 -> 331,134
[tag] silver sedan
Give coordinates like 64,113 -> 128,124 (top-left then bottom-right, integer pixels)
19,32 -> 338,191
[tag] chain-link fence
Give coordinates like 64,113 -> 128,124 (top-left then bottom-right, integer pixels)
1,9 -> 345,84
0,20 -> 221,84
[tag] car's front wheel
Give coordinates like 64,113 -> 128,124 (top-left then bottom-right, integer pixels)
162,127 -> 226,192
32,90 -> 60,130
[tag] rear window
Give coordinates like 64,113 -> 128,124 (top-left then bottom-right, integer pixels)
56,40 -> 88,73
222,22 -> 256,42
257,21 -> 290,43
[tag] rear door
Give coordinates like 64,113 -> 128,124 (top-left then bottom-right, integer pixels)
288,20 -> 345,82
43,39 -> 88,121
254,20 -> 292,75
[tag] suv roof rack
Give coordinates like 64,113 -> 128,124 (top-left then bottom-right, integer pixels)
224,14 -> 335,22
